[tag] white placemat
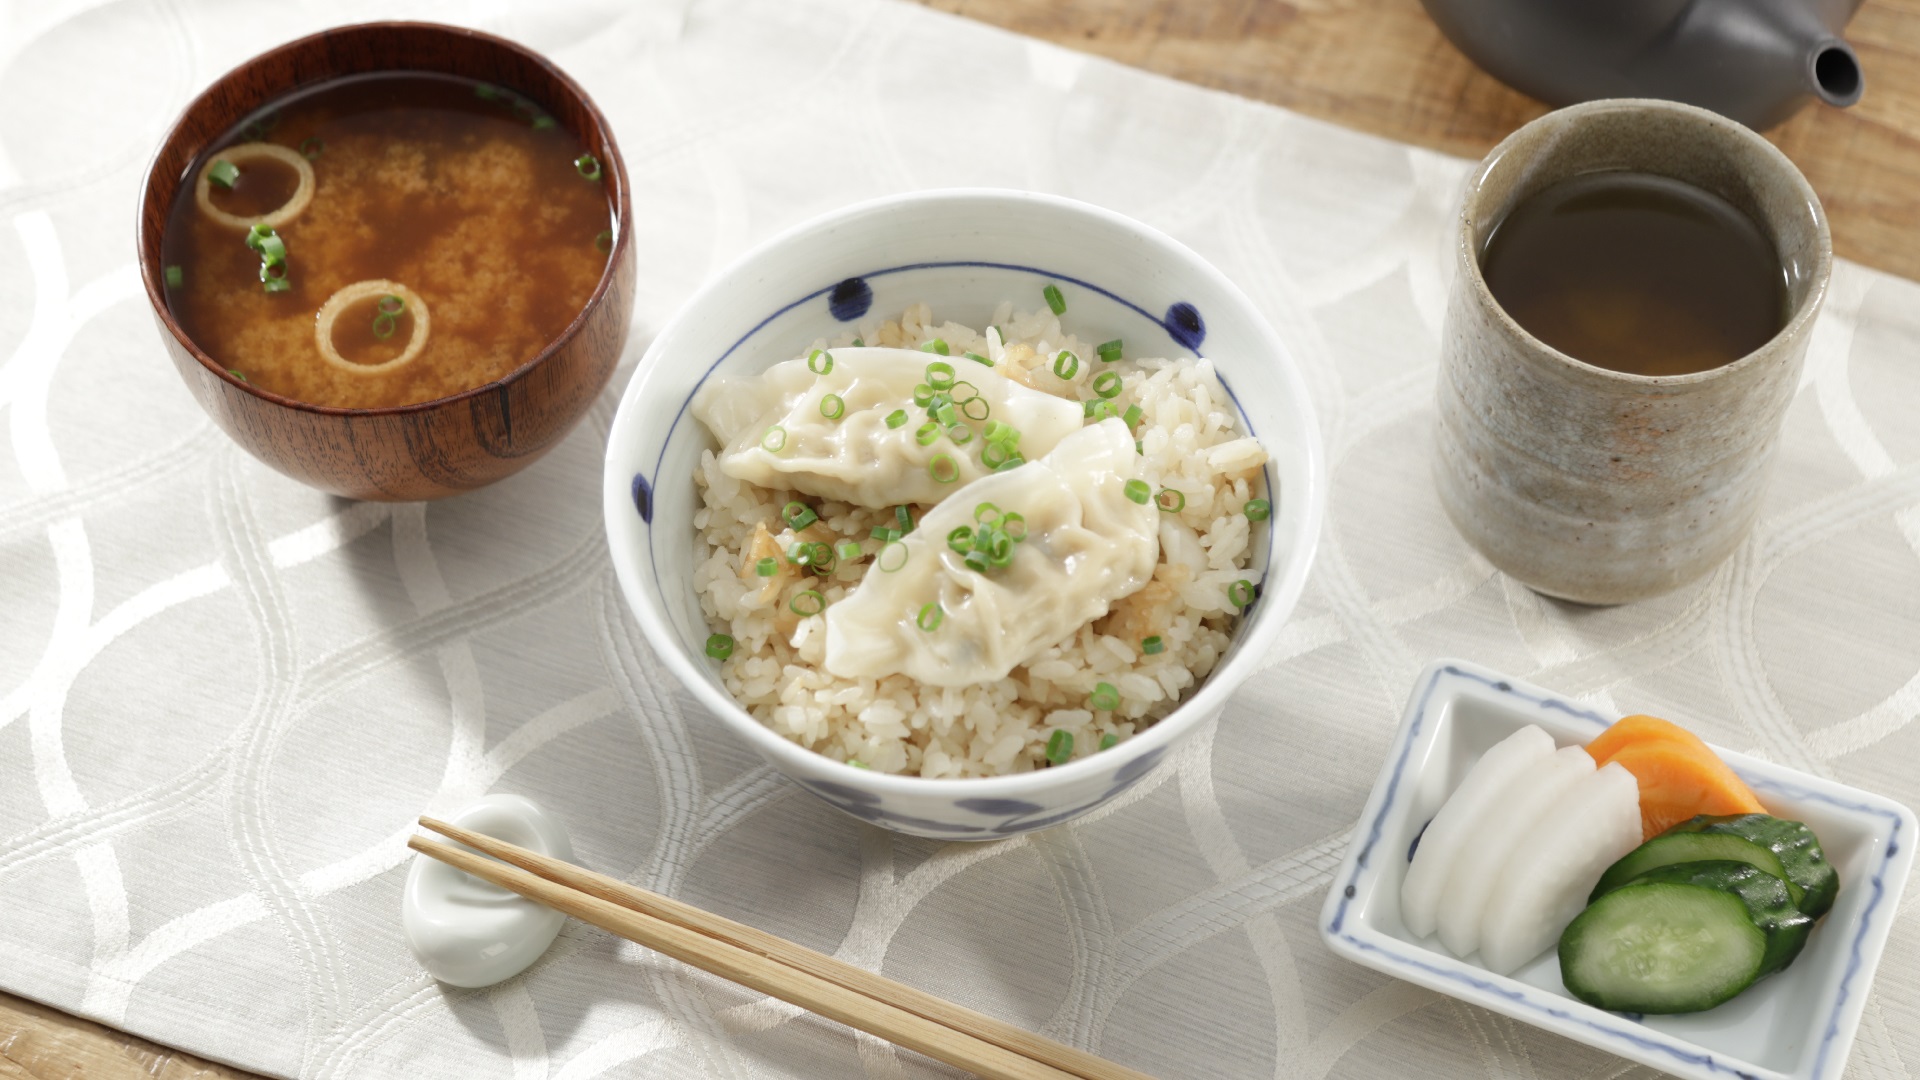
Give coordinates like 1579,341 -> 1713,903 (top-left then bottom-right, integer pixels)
4,1 -> 1918,1077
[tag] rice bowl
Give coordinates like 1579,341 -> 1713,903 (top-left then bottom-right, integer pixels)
604,189 -> 1323,838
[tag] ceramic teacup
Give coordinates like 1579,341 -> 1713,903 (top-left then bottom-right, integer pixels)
1435,98 -> 1831,605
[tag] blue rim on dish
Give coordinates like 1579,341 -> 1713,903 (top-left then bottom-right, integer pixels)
1325,662 -> 1911,1080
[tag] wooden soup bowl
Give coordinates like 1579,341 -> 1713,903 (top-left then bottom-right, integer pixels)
137,22 -> 635,501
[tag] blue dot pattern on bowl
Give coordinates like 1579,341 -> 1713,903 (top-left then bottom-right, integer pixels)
1164,302 -> 1206,350
793,743 -> 1172,838
631,472 -> 652,523
829,277 -> 873,322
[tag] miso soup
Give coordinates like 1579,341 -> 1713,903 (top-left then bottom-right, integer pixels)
160,73 -> 615,409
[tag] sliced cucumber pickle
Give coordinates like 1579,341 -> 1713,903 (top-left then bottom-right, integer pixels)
1621,861 -> 1811,976
1591,831 -> 1804,908
1560,878 -> 1766,1014
1665,814 -> 1839,918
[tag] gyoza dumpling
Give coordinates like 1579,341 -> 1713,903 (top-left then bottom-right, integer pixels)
823,419 -> 1158,686
691,347 -> 1084,508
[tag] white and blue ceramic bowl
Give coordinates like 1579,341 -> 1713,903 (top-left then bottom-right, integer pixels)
602,189 -> 1324,840
1323,659 -> 1917,1080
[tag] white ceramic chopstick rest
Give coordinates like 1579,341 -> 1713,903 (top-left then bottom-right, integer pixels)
402,794 -> 572,987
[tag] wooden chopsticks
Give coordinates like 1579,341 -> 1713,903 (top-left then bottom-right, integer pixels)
411,817 -> 1154,1080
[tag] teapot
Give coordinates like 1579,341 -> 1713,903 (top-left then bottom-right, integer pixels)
1419,0 -> 1864,129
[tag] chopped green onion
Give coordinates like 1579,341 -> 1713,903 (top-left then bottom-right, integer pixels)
207,159 -> 240,190
947,526 -> 974,554
531,115 -> 557,131
378,294 -> 404,315
1142,635 -> 1166,655
1124,479 -> 1151,504
1100,733 -> 1120,751
960,397 -> 990,421
574,152 -> 602,180
982,442 -> 1011,469
1097,339 -> 1123,362
1052,350 -> 1079,380
790,590 -> 826,616
164,265 -> 183,288
786,541 -> 811,566
1228,579 -> 1256,608
1244,498 -> 1271,522
594,229 -> 613,254
809,349 -> 834,374
994,455 -> 1026,472
372,312 -> 397,340
963,550 -> 990,574
1090,682 -> 1121,711
916,602 -> 944,631
783,500 -> 818,531
974,502 -> 1001,523
761,426 -> 787,452
1000,512 -> 1026,540
847,758 -> 870,769
984,421 -> 1019,446
986,534 -> 1015,567
885,409 -> 908,429
947,424 -> 974,445
248,230 -> 287,265
261,269 -> 291,293
807,542 -> 836,574
921,339 -> 950,356
949,381 -> 979,403
1043,283 -> 1066,315
1045,729 -> 1074,765
929,454 -> 960,483
1087,401 -> 1116,421
475,83 -> 499,100
836,541 -> 863,562
1136,439 -> 1145,455
870,526 -> 901,541
964,351 -> 993,367
896,505 -> 914,532
1156,488 -> 1186,513
925,360 -> 955,389
228,369 -> 247,382
705,633 -> 735,659
300,137 -> 325,159
1092,371 -> 1122,399
913,383 -> 935,407
1123,404 -> 1144,427
935,402 -> 957,428
756,557 -> 778,577
879,540 -> 909,572
915,420 -> 941,447
819,393 -> 845,420
852,338 -> 865,347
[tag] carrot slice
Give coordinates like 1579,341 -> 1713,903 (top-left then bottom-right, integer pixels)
1583,714 -> 1686,765
1597,739 -> 1766,839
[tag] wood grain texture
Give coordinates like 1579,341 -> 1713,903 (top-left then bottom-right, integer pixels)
16,0 -> 1920,1073
914,0 -> 1920,282
138,21 -> 635,501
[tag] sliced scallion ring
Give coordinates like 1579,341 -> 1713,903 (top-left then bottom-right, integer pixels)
809,349 -> 834,374
916,602 -> 944,632
1124,479 -> 1151,505
819,393 -> 845,420
947,526 -> 974,554
574,152 -> 602,180
1000,512 -> 1026,540
885,409 -> 908,429
921,339 -> 950,356
1244,498 -> 1271,522
1099,733 -> 1120,751
964,351 -> 993,367
1092,371 -> 1123,399
1142,635 -> 1165,655
1089,682 -> 1120,712
915,421 -> 941,447
1156,488 -> 1185,513
705,633 -> 735,659
761,426 -> 787,452
1228,579 -> 1256,608
207,159 -> 241,190
1045,729 -> 1073,766
946,423 -> 974,445
928,454 -> 960,483
1043,283 -> 1066,315
836,541 -> 862,563
782,500 -> 818,530
755,557 -> 778,577
925,361 -> 955,389
1052,350 -> 1079,380
790,590 -> 826,616
1097,339 -> 1123,362
879,540 -> 909,572
974,502 -> 1001,523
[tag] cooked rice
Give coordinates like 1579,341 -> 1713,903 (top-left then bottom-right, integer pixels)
692,302 -> 1267,778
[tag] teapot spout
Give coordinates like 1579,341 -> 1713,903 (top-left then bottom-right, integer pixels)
1810,38 -> 1863,107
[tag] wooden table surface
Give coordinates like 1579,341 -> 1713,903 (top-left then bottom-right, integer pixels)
9,0 -> 1920,1076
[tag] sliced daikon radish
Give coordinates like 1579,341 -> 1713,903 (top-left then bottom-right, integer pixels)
1400,725 -> 1556,939
1478,761 -> 1643,975
1435,746 -> 1594,958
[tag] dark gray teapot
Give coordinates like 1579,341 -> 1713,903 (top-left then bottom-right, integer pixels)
1420,0 -> 1864,129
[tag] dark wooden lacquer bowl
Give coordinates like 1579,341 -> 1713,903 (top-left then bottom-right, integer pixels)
137,22 -> 635,501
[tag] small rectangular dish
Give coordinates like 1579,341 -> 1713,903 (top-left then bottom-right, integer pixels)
1320,659 -> 1916,1080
